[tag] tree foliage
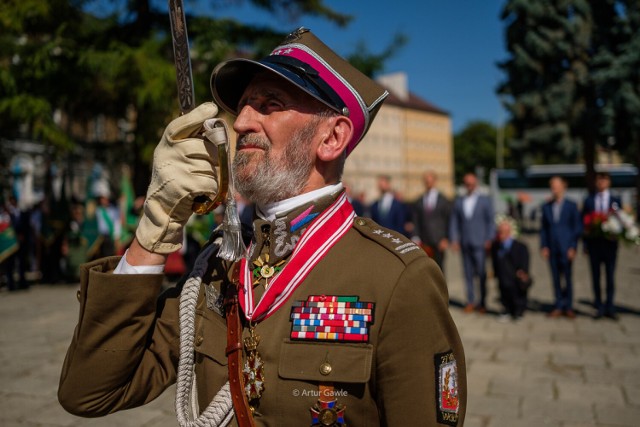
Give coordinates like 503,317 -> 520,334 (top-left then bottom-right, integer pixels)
1,0 -> 405,194
498,0 -> 640,203
453,120 -> 515,183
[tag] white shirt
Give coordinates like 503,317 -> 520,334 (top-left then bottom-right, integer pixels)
379,192 -> 394,215
552,199 -> 564,223
462,192 -> 478,220
423,189 -> 439,212
115,183 -> 345,274
596,190 -> 610,213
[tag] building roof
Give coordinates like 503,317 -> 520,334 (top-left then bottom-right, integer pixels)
382,88 -> 449,116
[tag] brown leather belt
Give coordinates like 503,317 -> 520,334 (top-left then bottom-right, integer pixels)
224,272 -> 256,427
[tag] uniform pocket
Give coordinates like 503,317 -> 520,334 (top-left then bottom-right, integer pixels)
278,340 -> 373,383
193,309 -> 228,366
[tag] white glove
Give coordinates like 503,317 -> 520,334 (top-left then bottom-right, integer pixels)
136,102 -> 222,254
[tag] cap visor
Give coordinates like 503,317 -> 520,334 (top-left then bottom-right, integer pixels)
210,58 -> 340,115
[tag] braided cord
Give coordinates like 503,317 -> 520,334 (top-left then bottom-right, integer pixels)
175,242 -> 234,426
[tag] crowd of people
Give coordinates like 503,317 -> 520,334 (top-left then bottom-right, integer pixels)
0,180 -> 256,290
363,169 -> 630,322
0,164 -> 633,323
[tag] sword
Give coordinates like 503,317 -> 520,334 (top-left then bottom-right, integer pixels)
168,0 -> 246,261
168,0 -> 195,114
168,0 -> 228,214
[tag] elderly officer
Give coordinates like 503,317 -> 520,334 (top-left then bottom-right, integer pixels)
58,28 -> 466,427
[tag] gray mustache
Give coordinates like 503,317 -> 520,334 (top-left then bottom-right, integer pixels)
237,134 -> 270,150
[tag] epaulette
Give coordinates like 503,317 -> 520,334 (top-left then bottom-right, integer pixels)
352,217 -> 425,265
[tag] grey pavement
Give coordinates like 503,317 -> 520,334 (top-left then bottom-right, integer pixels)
1,234 -> 639,426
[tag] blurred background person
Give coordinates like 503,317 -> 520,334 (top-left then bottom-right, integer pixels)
0,199 -> 20,291
540,176 -> 582,319
410,170 -> 452,271
235,192 -> 255,230
491,217 -> 531,322
449,171 -> 495,313
92,181 -> 122,258
582,171 -> 621,319
344,181 -> 366,217
369,174 -> 410,236
6,195 -> 30,290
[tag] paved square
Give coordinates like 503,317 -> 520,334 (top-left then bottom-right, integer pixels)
1,234 -> 638,426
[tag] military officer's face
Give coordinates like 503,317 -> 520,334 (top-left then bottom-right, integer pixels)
232,73 -> 328,205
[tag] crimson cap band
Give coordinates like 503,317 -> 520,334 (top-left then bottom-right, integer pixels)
210,27 -> 389,156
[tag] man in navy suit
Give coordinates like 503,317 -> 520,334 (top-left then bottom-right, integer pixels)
540,176 -> 583,318
370,174 -> 409,236
450,172 -> 495,313
582,172 -> 622,319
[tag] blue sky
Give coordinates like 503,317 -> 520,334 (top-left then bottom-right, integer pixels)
209,0 -> 510,133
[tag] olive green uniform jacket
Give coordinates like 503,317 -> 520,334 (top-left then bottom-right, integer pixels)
59,211 -> 466,426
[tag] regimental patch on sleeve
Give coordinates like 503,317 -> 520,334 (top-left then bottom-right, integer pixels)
434,350 -> 460,426
289,295 -> 375,343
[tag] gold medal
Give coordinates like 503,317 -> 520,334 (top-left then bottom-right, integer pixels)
252,254 -> 285,288
242,325 -> 265,401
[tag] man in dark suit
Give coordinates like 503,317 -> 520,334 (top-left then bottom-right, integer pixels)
491,218 -> 531,321
344,181 -> 367,217
449,172 -> 495,313
540,176 -> 583,318
411,170 -> 452,271
582,172 -> 622,319
370,174 -> 409,236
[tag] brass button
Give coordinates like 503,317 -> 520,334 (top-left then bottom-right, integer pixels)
355,218 -> 366,226
195,335 -> 204,346
76,290 -> 81,302
319,362 -> 332,376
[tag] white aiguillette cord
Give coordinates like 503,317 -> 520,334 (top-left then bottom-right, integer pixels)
175,241 -> 235,427
176,118 -> 248,426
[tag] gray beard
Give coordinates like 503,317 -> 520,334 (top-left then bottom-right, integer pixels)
232,120 -> 318,206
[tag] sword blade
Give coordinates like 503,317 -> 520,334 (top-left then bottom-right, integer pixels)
168,0 -> 195,114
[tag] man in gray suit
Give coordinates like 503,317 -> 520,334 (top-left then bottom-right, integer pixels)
410,170 -> 452,271
450,172 -> 495,313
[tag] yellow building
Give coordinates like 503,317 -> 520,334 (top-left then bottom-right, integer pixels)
343,72 -> 454,205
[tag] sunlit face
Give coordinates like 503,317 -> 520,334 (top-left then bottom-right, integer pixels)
423,172 -> 436,190
463,173 -> 477,194
496,222 -> 512,242
377,176 -> 391,193
232,73 -> 327,205
549,177 -> 566,199
596,175 -> 611,192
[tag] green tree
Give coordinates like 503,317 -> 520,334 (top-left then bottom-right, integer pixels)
498,0 -> 640,209
1,0 -> 404,195
453,121 -> 514,183
497,0 -> 591,168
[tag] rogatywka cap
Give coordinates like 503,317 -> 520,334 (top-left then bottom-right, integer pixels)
210,27 -> 389,156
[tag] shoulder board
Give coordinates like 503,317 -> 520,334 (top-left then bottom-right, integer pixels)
352,217 -> 425,265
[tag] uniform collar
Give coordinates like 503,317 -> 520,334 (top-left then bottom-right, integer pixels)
250,185 -> 345,266
256,183 -> 344,221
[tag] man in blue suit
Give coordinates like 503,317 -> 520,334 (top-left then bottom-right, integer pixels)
370,174 -> 409,236
540,176 -> 583,318
582,172 -> 621,319
450,172 -> 495,313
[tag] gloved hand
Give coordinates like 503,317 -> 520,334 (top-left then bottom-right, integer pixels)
136,102 -> 222,254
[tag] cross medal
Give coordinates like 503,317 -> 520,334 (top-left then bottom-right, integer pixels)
243,325 -> 265,401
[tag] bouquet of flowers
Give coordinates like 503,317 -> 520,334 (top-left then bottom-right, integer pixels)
583,204 -> 640,245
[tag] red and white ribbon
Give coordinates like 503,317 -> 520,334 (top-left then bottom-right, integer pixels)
239,193 -> 355,322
